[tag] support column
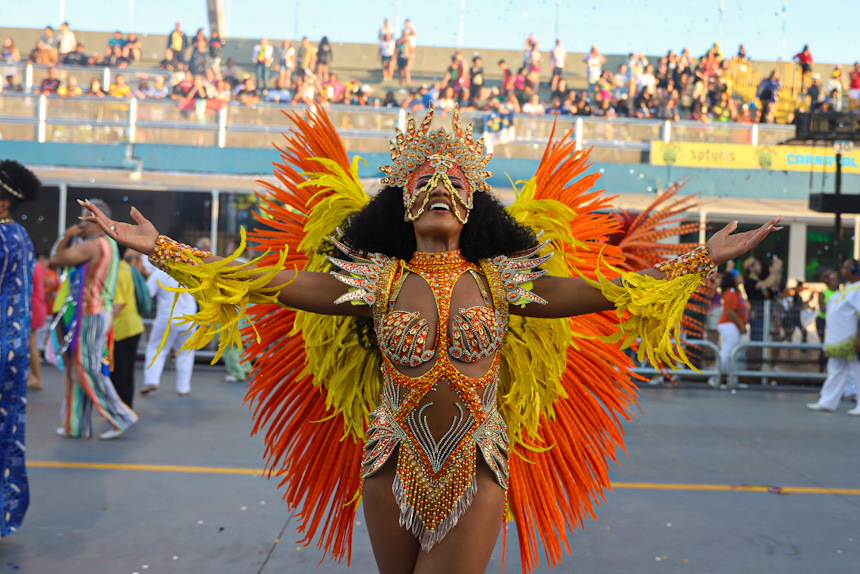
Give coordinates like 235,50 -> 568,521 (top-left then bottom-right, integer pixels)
58,182 -> 68,237
786,220 -> 807,281
210,189 -> 220,256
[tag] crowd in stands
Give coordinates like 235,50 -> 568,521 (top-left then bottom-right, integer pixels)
1,20 -> 857,126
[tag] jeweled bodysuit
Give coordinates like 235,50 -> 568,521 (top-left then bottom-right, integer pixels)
362,250 -> 509,550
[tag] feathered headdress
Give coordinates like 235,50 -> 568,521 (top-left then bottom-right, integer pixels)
379,102 -> 492,216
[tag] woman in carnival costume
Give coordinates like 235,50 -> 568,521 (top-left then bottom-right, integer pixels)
0,160 -> 40,537
81,104 -> 781,573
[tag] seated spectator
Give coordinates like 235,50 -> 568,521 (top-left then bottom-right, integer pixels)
322,72 -> 345,103
545,95 -> 567,115
63,42 -> 89,66
2,38 -> 22,89
133,76 -> 150,99
437,85 -> 456,111
711,91 -> 736,122
108,74 -> 132,98
615,94 -> 630,117
655,89 -> 681,121
88,77 -> 107,97
399,87 -> 426,112
550,77 -> 568,103
38,67 -> 62,95
690,96 -> 711,122
159,48 -> 182,73
171,73 -> 194,99
124,33 -> 142,62
222,57 -> 239,89
108,31 -> 126,53
521,93 -> 545,115
107,45 -> 130,68
503,91 -> 521,114
57,75 -> 82,97
144,75 -> 170,99
184,75 -> 211,100
235,76 -> 260,106
380,90 -> 399,108
573,90 -> 592,116
735,102 -> 754,123
34,27 -> 58,64
215,79 -> 232,102
265,77 -> 292,103
592,97 -> 617,118
348,84 -> 373,107
29,39 -> 58,66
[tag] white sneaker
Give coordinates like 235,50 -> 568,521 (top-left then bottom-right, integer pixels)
707,376 -> 719,388
55,427 -> 68,437
806,403 -> 833,413
847,406 -> 860,416
224,375 -> 239,383
99,427 -> 126,440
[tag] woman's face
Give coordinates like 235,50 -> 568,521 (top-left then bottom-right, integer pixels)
405,170 -> 468,239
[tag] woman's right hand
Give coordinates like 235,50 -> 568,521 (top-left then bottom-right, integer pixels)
78,199 -> 159,255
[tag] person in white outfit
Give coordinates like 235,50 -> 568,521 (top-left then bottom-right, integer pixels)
808,258 -> 860,416
712,270 -> 748,388
140,267 -> 197,396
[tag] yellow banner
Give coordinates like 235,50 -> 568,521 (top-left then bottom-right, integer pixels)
650,141 -> 860,174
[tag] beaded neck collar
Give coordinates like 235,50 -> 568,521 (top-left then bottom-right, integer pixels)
408,250 -> 469,271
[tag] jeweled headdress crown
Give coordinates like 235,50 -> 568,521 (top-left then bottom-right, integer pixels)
379,102 -> 493,209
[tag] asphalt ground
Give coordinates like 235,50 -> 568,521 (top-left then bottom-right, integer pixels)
2,363 -> 858,574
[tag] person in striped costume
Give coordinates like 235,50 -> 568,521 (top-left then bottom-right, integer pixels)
51,198 -> 138,440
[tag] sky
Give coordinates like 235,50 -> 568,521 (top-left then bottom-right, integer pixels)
1,0 -> 856,64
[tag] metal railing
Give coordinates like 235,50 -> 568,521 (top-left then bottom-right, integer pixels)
0,91 -> 796,155
727,341 -> 826,388
631,338 -> 723,381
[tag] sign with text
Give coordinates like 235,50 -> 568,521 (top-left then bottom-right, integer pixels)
650,141 -> 860,174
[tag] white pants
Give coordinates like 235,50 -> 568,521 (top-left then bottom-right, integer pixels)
717,322 -> 743,374
817,358 -> 860,410
144,316 -> 196,394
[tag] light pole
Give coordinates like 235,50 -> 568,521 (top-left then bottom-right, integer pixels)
780,0 -> 788,61
458,0 -> 466,49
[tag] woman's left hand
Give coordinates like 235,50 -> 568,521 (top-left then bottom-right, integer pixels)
706,217 -> 784,266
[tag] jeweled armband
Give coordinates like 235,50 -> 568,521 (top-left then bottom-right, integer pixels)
654,245 -> 717,280
148,235 -> 212,271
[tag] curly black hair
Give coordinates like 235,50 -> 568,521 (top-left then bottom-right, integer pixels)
333,185 -> 539,349
0,160 -> 41,211
339,186 -> 538,263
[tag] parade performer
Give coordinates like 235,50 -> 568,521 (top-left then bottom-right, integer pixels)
81,104 -> 781,573
0,160 -> 40,537
51,199 -> 138,440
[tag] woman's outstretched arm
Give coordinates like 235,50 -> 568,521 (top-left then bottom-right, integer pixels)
512,217 -> 784,318
78,199 -> 371,317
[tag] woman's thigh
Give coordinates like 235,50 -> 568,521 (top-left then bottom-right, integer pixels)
363,457 -> 420,574
363,454 -> 504,574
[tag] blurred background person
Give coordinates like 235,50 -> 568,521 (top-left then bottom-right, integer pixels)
0,160 -> 40,537
111,246 -> 145,409
51,199 -> 137,440
712,270 -> 748,388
